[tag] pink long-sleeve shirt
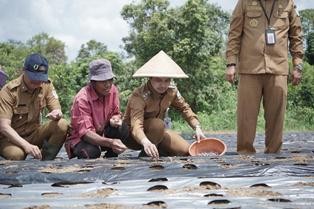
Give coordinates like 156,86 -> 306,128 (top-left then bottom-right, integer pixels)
65,83 -> 120,158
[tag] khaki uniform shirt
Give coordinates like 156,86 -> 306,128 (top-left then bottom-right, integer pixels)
0,75 -> 61,138
124,81 -> 199,144
226,0 -> 303,75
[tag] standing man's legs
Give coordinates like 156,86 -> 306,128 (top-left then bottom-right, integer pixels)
263,75 -> 287,153
237,74 -> 263,154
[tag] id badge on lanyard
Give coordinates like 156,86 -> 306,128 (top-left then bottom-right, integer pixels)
259,0 -> 277,45
265,27 -> 276,45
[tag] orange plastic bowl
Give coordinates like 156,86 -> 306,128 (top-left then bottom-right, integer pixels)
189,138 -> 227,156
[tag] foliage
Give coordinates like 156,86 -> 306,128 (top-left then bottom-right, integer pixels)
0,3 -> 313,131
300,9 -> 314,38
0,40 -> 29,79
305,32 -> 314,65
49,64 -> 76,115
27,33 -> 67,64
121,0 -> 173,64
288,62 -> 314,109
77,40 -> 108,61
300,9 -> 314,65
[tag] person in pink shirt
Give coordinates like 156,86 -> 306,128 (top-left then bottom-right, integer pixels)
65,59 -> 128,159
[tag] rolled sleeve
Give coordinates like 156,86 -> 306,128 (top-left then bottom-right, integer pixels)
225,0 -> 244,65
289,4 -> 304,66
129,96 -> 147,143
71,99 -> 96,139
171,90 -> 199,129
0,86 -> 14,119
45,82 -> 61,111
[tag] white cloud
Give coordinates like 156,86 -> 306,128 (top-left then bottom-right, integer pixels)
0,0 -> 313,61
0,0 -> 133,61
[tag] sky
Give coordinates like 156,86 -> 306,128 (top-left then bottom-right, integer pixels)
0,0 -> 313,61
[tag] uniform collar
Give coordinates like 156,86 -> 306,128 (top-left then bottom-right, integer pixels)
20,75 -> 29,92
11,75 -> 31,93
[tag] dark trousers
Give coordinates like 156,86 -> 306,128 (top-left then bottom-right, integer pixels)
72,123 -> 128,159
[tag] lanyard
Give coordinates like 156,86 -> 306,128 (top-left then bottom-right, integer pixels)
258,0 -> 276,26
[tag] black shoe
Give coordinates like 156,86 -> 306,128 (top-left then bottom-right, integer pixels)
138,149 -> 148,157
104,149 -> 118,158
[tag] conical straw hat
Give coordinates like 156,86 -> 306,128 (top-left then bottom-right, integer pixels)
133,50 -> 188,78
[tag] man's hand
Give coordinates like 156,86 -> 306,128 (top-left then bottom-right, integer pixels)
46,109 -> 63,121
110,139 -> 127,154
109,114 -> 122,128
23,143 -> 42,159
225,65 -> 236,84
141,138 -> 159,159
291,69 -> 302,86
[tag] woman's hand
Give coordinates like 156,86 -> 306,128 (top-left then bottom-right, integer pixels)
141,138 -> 159,159
195,125 -> 206,143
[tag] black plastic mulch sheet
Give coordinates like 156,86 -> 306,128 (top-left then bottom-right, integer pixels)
0,132 -> 313,209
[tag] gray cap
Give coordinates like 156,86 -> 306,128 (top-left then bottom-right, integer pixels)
89,59 -> 115,81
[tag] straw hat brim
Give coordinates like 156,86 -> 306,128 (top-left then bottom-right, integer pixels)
133,50 -> 188,78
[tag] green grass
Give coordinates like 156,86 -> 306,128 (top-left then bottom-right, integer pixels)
171,106 -> 314,133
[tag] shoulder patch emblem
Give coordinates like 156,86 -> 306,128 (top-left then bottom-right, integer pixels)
294,5 -> 300,17
142,91 -> 151,101
52,90 -> 59,99
176,90 -> 182,99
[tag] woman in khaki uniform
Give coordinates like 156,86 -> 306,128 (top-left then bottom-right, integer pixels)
123,51 -> 205,158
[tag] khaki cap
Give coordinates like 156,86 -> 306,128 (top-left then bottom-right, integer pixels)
133,50 -> 188,78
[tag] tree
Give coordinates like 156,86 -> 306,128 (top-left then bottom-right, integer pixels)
306,32 -> 314,65
300,9 -> 314,39
121,0 -> 229,112
121,0 -> 173,64
0,40 -> 29,79
76,40 -> 108,61
300,9 -> 314,65
26,33 -> 67,64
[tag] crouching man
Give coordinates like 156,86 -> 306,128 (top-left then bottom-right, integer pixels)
0,53 -> 68,160
65,59 -> 127,159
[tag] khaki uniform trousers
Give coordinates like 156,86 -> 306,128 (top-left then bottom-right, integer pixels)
125,118 -> 190,156
237,74 -> 288,154
0,119 -> 68,160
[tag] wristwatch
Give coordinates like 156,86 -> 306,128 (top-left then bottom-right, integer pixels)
295,64 -> 303,72
226,63 -> 236,68
195,124 -> 201,130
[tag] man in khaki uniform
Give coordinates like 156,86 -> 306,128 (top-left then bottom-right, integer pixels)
225,0 -> 304,153
0,53 -> 68,160
124,50 -> 206,158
